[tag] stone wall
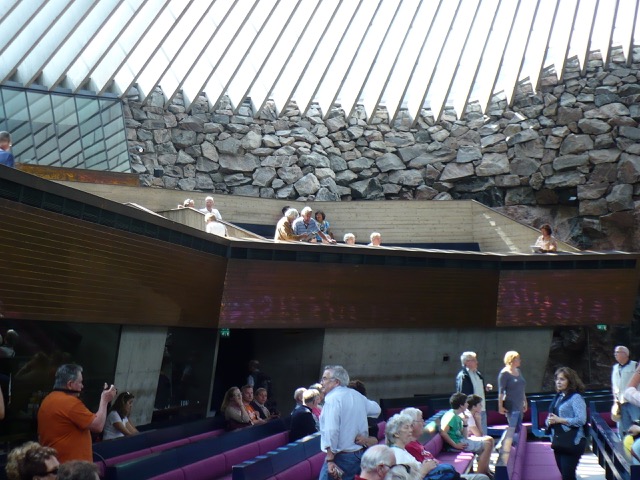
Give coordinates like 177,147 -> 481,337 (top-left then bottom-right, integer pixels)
125,46 -> 640,251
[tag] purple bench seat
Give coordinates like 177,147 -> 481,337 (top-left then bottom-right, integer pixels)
424,433 -> 474,474
270,451 -> 324,480
95,429 -> 225,477
149,431 -> 290,480
521,442 -> 560,480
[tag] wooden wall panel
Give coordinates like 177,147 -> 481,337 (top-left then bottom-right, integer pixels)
0,199 -> 226,327
497,268 -> 640,326
221,258 -> 500,328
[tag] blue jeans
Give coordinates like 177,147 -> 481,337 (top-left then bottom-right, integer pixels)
319,450 -> 363,480
619,402 -> 640,438
553,438 -> 586,480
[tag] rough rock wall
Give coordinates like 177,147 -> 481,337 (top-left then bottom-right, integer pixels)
126,46 -> 640,253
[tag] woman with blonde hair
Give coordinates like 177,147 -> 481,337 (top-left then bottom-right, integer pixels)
498,350 -> 527,427
221,386 -> 253,430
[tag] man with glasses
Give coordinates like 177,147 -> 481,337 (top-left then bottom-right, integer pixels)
37,364 -> 116,463
319,365 -> 381,480
5,441 -> 59,480
355,445 -> 408,480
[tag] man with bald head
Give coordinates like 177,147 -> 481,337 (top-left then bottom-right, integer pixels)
355,445 -> 397,480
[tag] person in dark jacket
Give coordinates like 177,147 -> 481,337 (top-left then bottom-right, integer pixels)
289,389 -> 320,441
455,351 -> 493,435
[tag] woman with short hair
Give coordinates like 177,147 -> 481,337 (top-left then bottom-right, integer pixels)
498,351 -> 527,427
6,442 -> 59,480
385,414 -> 439,479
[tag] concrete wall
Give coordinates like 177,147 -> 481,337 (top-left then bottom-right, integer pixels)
321,328 -> 554,402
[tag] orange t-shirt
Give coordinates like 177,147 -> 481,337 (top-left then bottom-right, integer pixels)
37,391 -> 96,463
243,402 -> 260,422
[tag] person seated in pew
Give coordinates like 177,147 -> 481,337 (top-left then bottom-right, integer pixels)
5,442 -> 59,480
464,395 -> 495,448
386,414 -> 443,479
241,385 -> 266,425
401,407 -> 489,480
355,444 -> 398,480
103,391 -> 139,440
250,387 -> 276,421
290,388 -> 321,441
440,393 -> 493,477
221,386 -> 253,430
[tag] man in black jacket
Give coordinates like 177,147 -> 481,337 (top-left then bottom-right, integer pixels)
455,351 -> 493,435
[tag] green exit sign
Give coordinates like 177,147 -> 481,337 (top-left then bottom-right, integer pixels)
220,328 -> 230,337
596,324 -> 607,332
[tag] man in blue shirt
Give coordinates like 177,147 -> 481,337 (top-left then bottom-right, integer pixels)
0,132 -> 15,168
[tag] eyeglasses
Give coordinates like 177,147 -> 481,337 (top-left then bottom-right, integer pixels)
38,467 -> 59,476
320,376 -> 336,383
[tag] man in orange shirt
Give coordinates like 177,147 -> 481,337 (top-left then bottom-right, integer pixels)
241,385 -> 266,425
37,364 -> 116,463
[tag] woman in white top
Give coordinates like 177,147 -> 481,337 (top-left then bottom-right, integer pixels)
103,392 -> 139,440
534,224 -> 558,252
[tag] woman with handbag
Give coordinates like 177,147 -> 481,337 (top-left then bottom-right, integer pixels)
546,367 -> 587,480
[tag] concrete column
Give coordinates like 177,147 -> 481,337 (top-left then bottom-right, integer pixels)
113,325 -> 167,425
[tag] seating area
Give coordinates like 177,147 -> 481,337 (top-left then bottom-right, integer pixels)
88,391 -> 618,480
102,419 -> 288,480
93,417 -> 225,477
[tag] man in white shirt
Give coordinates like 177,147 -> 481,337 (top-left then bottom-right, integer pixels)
199,196 -> 222,220
612,345 -> 639,436
319,365 -> 381,480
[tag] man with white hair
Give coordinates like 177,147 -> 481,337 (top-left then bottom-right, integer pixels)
456,351 -> 493,437
199,196 -> 222,220
355,445 -> 397,480
613,345 -> 639,437
292,206 -> 336,244
368,232 -> 381,246
274,208 -> 312,242
319,365 -> 381,480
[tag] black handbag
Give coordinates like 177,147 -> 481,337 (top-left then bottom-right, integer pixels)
550,425 -> 583,454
